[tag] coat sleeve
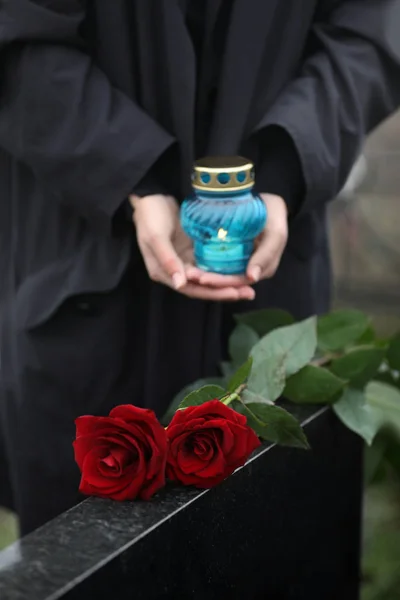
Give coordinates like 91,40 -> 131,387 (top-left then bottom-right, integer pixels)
0,0 -> 176,229
253,0 -> 400,214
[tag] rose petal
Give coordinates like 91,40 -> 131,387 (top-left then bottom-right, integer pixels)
177,447 -> 209,475
139,453 -> 167,500
196,451 -> 226,479
109,405 -> 157,423
80,448 -> 147,499
73,431 -> 139,471
246,428 -> 262,455
193,435 -> 215,461
169,401 -> 247,426
98,445 -> 139,477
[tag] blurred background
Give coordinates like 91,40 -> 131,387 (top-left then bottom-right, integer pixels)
330,110 -> 400,600
1,112 -> 400,598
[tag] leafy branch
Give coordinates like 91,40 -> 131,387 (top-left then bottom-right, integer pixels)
167,308 -> 400,450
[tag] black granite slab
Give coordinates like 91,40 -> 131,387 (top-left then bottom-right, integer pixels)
0,406 -> 363,600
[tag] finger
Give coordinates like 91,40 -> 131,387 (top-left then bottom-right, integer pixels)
197,272 -> 251,288
141,250 -> 255,300
185,265 -> 205,281
144,235 -> 186,289
247,233 -> 285,282
181,283 -> 255,302
237,286 -> 257,301
185,265 -> 256,294
151,272 -> 255,302
138,242 -> 185,289
185,266 -> 245,286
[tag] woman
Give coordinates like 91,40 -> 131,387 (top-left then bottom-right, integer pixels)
0,0 -> 399,535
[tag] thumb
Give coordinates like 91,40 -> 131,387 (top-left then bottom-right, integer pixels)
246,236 -> 269,283
150,235 -> 187,290
247,261 -> 262,283
247,232 -> 285,282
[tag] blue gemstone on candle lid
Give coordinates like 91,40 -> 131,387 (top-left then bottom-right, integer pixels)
217,173 -> 230,185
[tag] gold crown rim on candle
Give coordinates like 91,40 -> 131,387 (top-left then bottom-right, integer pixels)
192,156 -> 255,192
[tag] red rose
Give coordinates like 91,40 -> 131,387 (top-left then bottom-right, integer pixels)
166,400 -> 261,488
73,405 -> 167,501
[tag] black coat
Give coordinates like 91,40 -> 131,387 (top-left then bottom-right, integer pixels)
1,0 -> 400,325
0,0 -> 400,531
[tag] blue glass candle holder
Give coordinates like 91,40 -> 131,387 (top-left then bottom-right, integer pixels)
181,156 -> 267,275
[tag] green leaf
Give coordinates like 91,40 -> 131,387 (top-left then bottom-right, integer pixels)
365,381 -> 400,436
229,323 -> 259,367
248,317 -> 317,401
179,384 -> 226,410
334,381 -> 400,447
374,370 -> 400,389
240,402 -> 309,449
330,346 -> 385,388
242,389 -> 275,406
283,365 -> 345,405
317,309 -> 370,352
235,308 -> 294,337
163,378 -> 225,423
333,388 -> 382,446
227,357 -> 253,393
387,334 -> 400,371
356,325 -> 376,345
374,337 -> 391,350
364,436 -> 388,485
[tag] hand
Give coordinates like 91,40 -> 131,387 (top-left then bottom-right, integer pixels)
193,194 -> 289,288
130,194 -> 256,301
246,193 -> 289,281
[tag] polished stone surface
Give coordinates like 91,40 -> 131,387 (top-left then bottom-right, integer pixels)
0,406 -> 363,600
